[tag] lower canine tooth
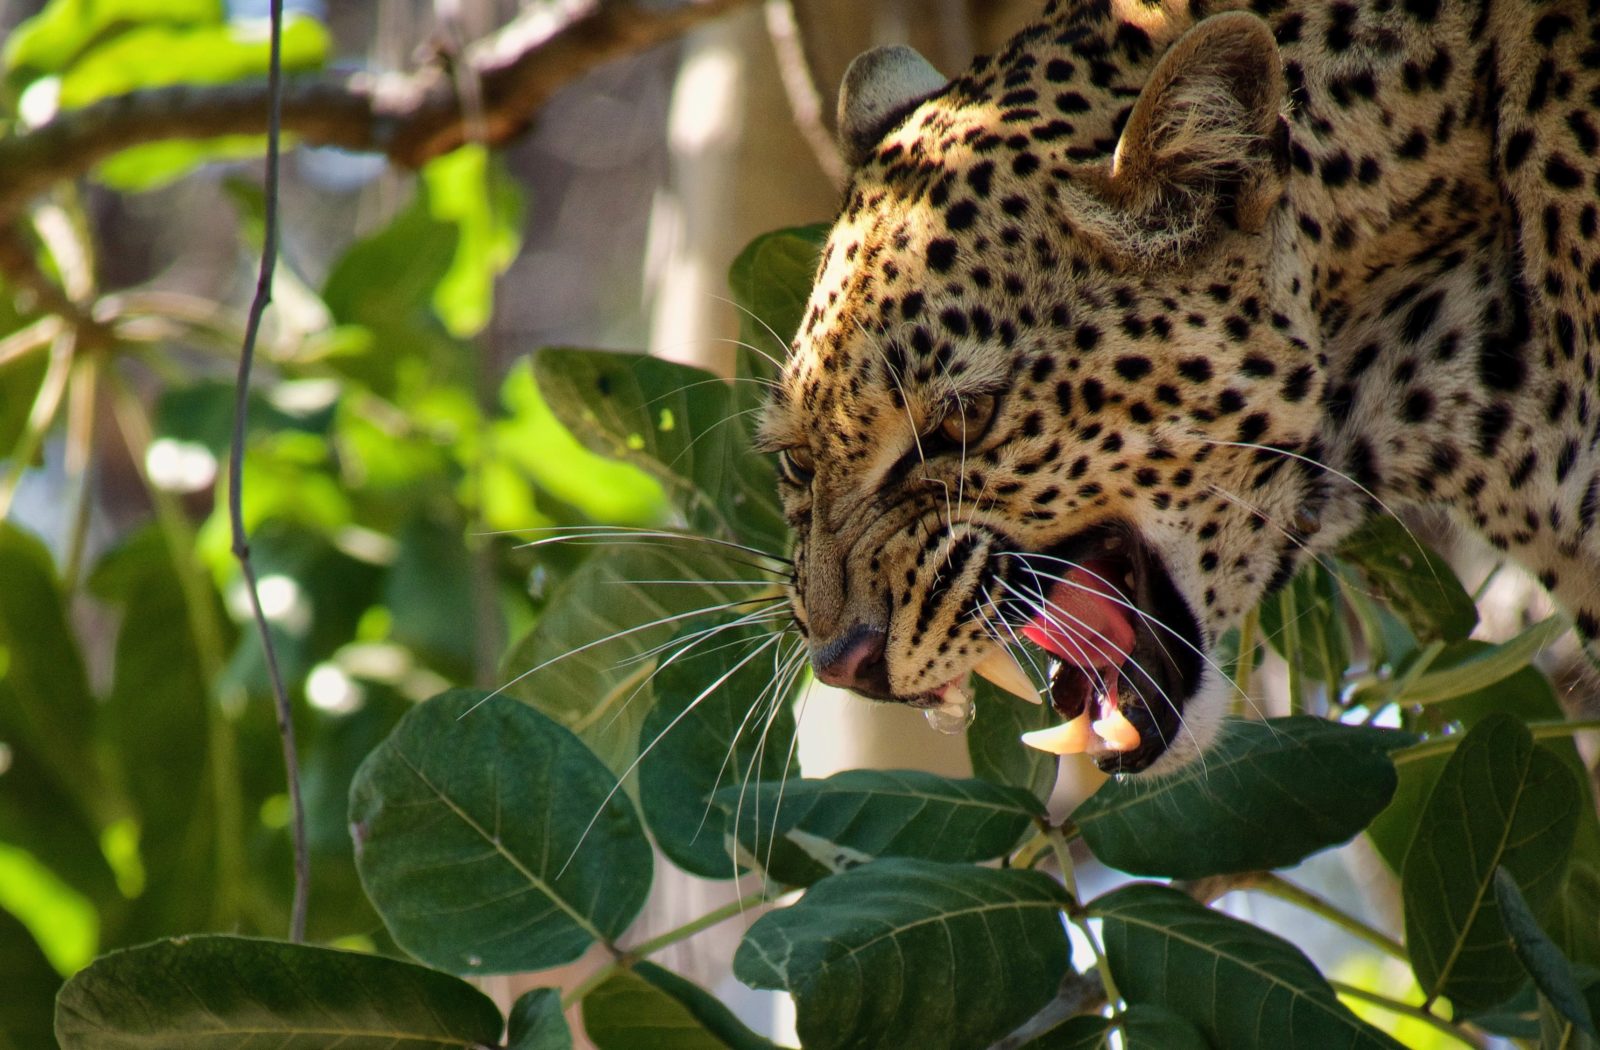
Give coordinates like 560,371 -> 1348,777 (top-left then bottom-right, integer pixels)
1092,706 -> 1142,752
973,646 -> 1041,704
1020,711 -> 1092,754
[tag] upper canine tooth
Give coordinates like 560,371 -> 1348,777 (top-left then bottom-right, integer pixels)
1091,706 -> 1142,752
973,646 -> 1040,704
1021,711 -> 1092,754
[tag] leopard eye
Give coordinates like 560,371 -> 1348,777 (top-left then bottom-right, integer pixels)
935,393 -> 998,446
778,446 -> 815,485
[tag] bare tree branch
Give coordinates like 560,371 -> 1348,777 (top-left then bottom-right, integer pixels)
0,0 -> 752,224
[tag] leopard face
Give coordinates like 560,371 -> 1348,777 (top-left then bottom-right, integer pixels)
759,9 -> 1335,773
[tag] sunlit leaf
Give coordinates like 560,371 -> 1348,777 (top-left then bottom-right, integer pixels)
638,617 -> 800,879
0,906 -> 60,1050
717,769 -> 1041,887
502,543 -> 768,774
492,360 -> 667,526
54,936 -> 502,1049
735,858 -> 1071,1050
532,348 -> 784,554
1073,717 -> 1410,878
1402,713 -> 1582,1011
1337,517 -> 1476,642
966,678 -> 1058,802
507,988 -> 572,1050
423,145 -> 523,337
349,690 -> 652,974
1093,882 -> 1403,1049
1494,867 -> 1597,1038
58,17 -> 327,108
4,0 -> 218,81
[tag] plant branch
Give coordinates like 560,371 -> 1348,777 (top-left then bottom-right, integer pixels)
621,887 -> 774,962
1248,872 -> 1407,961
228,0 -> 310,944
0,0 -> 752,226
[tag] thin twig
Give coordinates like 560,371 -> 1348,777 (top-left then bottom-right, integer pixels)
763,0 -> 846,189
228,0 -> 310,944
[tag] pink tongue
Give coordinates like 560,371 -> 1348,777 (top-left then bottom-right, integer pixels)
1020,560 -> 1136,669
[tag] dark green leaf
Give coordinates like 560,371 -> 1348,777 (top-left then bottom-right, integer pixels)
727,225 -> 826,419
1073,717 -> 1410,878
0,907 -> 59,1050
1541,992 -> 1600,1050
532,348 -> 784,554
0,339 -> 49,454
585,966 -> 777,1050
1337,516 -> 1477,642
0,522 -> 102,811
88,526 -> 227,941
1258,561 -> 1348,685
717,769 -> 1041,886
1092,883 -> 1401,1050
349,689 -> 652,974
385,513 -> 478,680
1397,617 -> 1569,705
1402,713 -> 1582,1011
638,618 -> 800,879
966,678 -> 1059,802
735,858 -> 1071,1050
1020,1015 -> 1112,1050
632,962 -> 780,1050
1556,860 -> 1600,969
508,988 -> 572,1050
1120,1005 -> 1211,1050
502,543 -> 767,774
1494,867 -> 1597,1038
54,936 -> 502,1049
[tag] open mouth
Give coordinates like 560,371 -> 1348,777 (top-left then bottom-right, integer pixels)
981,523 -> 1204,774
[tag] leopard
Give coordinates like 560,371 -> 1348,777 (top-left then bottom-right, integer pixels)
755,0 -> 1600,774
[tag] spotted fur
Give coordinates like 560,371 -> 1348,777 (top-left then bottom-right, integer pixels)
759,0 -> 1600,770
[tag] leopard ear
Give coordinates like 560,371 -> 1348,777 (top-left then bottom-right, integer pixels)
1107,12 -> 1287,242
837,45 -> 947,168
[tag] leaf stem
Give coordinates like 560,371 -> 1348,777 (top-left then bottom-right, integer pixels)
623,888 -> 774,961
561,960 -> 619,1009
1329,981 -> 1481,1048
1393,719 -> 1600,766
1234,607 -> 1258,706
1249,872 -> 1407,960
228,0 -> 309,943
1279,589 -> 1304,713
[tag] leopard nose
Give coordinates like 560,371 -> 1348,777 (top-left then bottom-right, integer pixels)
813,625 -> 893,698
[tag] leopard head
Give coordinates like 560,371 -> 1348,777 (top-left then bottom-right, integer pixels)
759,11 -> 1331,773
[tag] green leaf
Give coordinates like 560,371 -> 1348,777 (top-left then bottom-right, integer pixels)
385,512 -> 478,681
54,936 -> 502,1049
1258,561 -> 1348,686
4,0 -> 218,81
1073,717 -> 1410,878
57,16 -> 328,108
1402,713 -> 1582,1011
717,769 -> 1041,887
1396,617 -> 1569,705
0,340 -> 49,455
1092,882 -> 1402,1050
638,618 -> 800,879
632,962 -> 780,1050
1020,1015 -> 1112,1049
502,543 -> 767,774
0,907 -> 59,1050
583,968 -> 766,1050
532,348 -> 784,554
422,145 -> 524,337
0,523 -> 101,812
1494,867 -> 1597,1038
1337,516 -> 1477,642
1556,860 -> 1600,969
508,988 -> 572,1050
1120,1005 -> 1211,1050
735,858 -> 1071,1050
727,225 -> 826,419
966,678 -> 1059,802
349,689 -> 652,974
